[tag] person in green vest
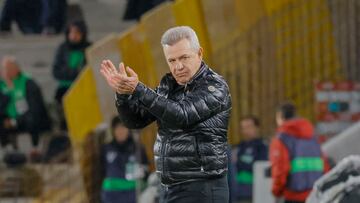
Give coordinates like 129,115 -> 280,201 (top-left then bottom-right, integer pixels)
0,56 -> 51,154
100,116 -> 148,203
52,20 -> 91,130
232,115 -> 268,203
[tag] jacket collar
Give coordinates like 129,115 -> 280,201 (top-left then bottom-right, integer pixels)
186,61 -> 207,86
165,61 -> 208,90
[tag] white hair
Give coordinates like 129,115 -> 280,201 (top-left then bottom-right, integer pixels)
2,55 -> 19,68
161,26 -> 200,50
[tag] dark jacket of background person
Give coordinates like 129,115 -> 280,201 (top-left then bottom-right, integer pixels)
123,0 -> 169,20
0,91 -> 10,144
233,137 -> 268,201
115,62 -> 232,185
52,21 -> 91,103
0,73 -> 51,146
0,0 -> 43,34
0,91 -> 9,120
100,135 -> 148,203
270,118 -> 330,202
42,0 -> 67,34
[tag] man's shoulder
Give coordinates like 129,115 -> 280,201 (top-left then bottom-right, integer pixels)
159,73 -> 173,85
202,68 -> 229,89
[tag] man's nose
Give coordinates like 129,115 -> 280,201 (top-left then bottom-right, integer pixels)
175,62 -> 184,70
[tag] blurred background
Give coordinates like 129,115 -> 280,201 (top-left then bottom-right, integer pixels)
0,0 -> 359,202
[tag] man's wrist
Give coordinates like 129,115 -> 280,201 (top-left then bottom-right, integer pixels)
115,93 -> 131,105
132,82 -> 145,98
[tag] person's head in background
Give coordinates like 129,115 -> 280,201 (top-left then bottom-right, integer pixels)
66,20 -> 88,46
111,116 -> 130,144
161,26 -> 203,85
240,115 -> 261,141
276,102 -> 296,127
1,56 -> 21,81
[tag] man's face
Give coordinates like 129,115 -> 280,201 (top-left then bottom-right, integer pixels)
276,112 -> 284,127
163,39 -> 203,85
240,119 -> 259,140
113,124 -> 129,143
68,26 -> 83,44
1,58 -> 18,80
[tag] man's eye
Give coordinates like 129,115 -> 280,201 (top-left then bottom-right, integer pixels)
182,56 -> 190,61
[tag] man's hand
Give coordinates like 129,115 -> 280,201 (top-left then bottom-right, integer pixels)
100,60 -> 139,95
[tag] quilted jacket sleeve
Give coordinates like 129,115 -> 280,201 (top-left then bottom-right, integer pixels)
115,93 -> 157,129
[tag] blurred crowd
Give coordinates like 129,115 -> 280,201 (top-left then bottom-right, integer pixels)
0,0 -> 171,35
0,19 -> 90,162
95,103 -> 331,203
0,1 -> 355,203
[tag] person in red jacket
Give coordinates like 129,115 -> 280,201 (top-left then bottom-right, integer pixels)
270,102 -> 329,203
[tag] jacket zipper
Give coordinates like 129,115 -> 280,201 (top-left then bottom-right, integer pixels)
185,84 -> 205,172
161,138 -> 170,181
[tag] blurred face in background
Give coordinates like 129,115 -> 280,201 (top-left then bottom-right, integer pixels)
1,57 -> 19,81
68,25 -> 83,44
276,111 -> 284,127
241,118 -> 259,141
113,124 -> 129,143
163,39 -> 203,85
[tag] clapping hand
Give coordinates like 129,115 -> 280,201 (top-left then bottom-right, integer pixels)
100,60 -> 139,95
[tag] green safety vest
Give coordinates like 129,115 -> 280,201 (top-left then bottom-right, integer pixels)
236,170 -> 253,184
0,73 -> 29,118
290,157 -> 324,173
102,178 -> 136,191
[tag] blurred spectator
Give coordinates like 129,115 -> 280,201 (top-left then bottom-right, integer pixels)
52,20 -> 90,129
270,102 -> 329,203
123,0 -> 170,21
0,0 -> 43,34
232,115 -> 268,203
53,20 -> 90,102
42,0 -> 68,35
100,116 -> 148,203
0,56 -> 51,153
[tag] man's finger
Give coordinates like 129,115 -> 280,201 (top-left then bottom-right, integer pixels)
103,62 -> 116,76
100,67 -> 112,81
118,62 -> 127,76
126,66 -> 138,78
106,60 -> 118,74
101,63 -> 111,76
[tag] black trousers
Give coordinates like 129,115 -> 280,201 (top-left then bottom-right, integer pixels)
0,119 -> 40,148
160,176 -> 229,203
0,0 -> 43,33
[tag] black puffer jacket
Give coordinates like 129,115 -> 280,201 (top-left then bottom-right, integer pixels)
116,62 -> 232,185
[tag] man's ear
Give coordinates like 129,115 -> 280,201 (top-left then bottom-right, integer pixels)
198,47 -> 203,59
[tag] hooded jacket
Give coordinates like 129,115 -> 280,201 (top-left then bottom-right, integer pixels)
270,118 -> 329,201
52,21 -> 91,87
115,62 -> 232,185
